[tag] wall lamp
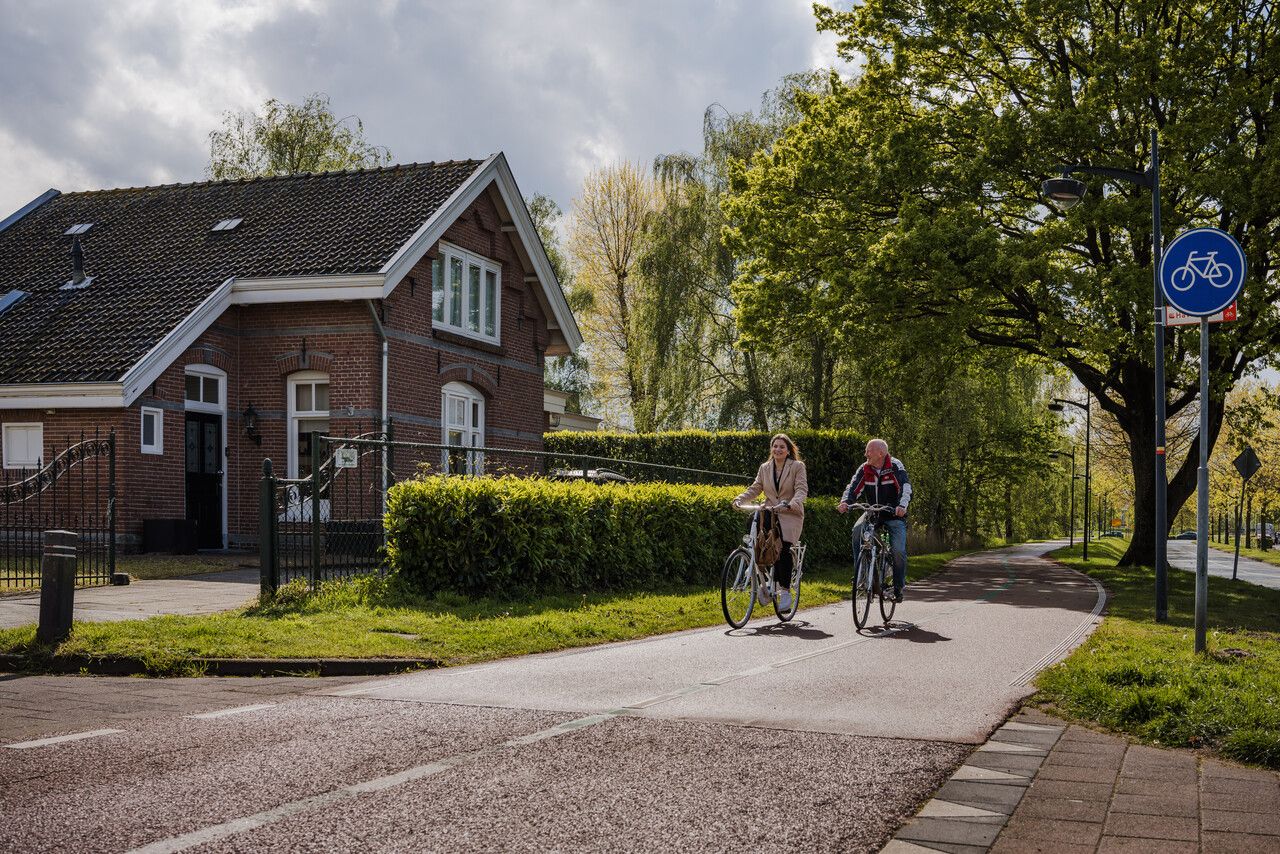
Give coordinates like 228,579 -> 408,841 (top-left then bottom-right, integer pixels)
242,403 -> 262,445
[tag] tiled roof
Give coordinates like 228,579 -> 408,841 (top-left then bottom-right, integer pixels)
0,159 -> 485,385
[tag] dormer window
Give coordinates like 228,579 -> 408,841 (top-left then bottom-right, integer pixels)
64,223 -> 94,236
0,289 -> 28,317
211,218 -> 243,232
431,243 -> 501,344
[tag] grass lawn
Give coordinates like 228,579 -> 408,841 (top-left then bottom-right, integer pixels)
1208,539 -> 1280,569
1035,538 -> 1280,769
0,550 -> 970,675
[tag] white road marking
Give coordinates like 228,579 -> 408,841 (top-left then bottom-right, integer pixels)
186,703 -> 276,720
6,728 -> 124,749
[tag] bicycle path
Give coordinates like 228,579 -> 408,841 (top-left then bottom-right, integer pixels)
340,540 -> 1103,745
1166,539 -> 1280,591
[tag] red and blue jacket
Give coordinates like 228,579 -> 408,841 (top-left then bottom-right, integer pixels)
841,457 -> 912,516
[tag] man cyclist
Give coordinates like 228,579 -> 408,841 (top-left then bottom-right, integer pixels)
837,438 -> 911,602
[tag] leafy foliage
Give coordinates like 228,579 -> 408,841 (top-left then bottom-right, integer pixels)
207,92 -> 392,180
385,475 -> 861,597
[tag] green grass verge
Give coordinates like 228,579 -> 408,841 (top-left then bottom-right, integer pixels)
1035,539 -> 1280,769
0,551 -> 970,674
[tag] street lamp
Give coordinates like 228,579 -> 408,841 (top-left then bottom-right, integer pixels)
1048,449 -> 1078,547
1041,128 -> 1167,620
1049,394 -> 1091,560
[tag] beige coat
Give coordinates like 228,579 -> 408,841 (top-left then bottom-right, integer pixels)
734,458 -> 808,543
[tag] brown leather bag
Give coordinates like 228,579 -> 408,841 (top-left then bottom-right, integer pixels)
756,512 -> 784,567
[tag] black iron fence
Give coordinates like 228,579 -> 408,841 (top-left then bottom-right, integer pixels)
258,432 -> 749,592
1,431 -> 116,590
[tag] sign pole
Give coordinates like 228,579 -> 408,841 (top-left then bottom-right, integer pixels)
1152,129 -> 1168,622
1195,317 -> 1210,653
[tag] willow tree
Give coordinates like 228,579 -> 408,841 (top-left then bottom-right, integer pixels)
726,0 -> 1280,567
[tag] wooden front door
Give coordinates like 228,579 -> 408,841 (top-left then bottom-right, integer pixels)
185,412 -> 223,549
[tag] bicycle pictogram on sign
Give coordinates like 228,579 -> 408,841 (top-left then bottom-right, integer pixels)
1159,227 -> 1246,317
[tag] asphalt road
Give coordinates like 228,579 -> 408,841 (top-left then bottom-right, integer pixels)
1166,539 -> 1280,590
1,541 -> 1103,853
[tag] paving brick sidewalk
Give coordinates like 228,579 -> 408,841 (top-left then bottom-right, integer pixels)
0,568 -> 259,629
885,708 -> 1280,853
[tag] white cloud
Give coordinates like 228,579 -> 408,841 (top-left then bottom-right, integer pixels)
0,0 -> 852,215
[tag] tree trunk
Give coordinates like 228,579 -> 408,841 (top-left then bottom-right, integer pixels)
807,337 -> 826,428
742,349 -> 769,431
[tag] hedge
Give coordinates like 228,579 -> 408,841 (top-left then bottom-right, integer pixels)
543,429 -> 868,495
385,475 -> 859,596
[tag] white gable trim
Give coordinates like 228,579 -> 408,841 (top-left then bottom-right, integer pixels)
379,152 -> 582,353
0,383 -> 125,408
119,276 -> 236,405
229,273 -> 385,304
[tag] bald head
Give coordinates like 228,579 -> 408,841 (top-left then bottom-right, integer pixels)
865,439 -> 889,467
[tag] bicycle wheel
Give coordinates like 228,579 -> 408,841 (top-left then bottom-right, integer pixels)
852,549 -> 873,629
773,568 -> 801,622
878,554 -> 897,624
721,548 -> 756,629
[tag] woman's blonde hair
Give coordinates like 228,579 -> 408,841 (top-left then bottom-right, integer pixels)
767,433 -> 802,462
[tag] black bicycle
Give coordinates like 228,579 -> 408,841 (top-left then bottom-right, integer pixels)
848,502 -> 898,629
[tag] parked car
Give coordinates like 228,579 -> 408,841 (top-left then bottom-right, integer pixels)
548,468 -> 633,484
1100,529 -> 1125,538
1173,530 -> 1198,540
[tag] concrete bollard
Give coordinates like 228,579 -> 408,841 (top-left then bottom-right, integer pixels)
36,530 -> 78,646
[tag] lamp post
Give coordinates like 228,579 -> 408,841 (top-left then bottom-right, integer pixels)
1041,128 -> 1167,620
1050,394 -> 1091,560
1048,449 -> 1077,547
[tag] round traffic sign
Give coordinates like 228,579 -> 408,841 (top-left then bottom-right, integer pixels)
1160,227 -> 1246,316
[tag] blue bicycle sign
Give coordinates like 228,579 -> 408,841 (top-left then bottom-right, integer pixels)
1160,227 -> 1245,316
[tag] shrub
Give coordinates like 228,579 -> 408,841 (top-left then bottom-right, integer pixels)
544,429 -> 869,495
385,476 -> 861,597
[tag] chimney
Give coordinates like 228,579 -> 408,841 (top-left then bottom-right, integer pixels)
63,237 -> 93,290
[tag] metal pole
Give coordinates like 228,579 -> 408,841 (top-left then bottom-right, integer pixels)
1152,128 -> 1169,621
259,459 -> 276,595
1233,481 -> 1244,581
1083,392 -> 1091,561
1069,449 -> 1076,547
310,431 -> 321,591
1195,317 -> 1209,653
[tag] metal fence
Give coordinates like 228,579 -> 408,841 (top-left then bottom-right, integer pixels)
258,431 -> 749,592
0,431 -> 116,590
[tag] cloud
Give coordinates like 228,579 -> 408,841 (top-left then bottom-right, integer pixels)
0,0 -> 854,216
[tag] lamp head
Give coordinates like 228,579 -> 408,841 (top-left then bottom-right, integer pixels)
1047,402 -> 1066,413
1042,176 -> 1087,211
242,403 -> 262,445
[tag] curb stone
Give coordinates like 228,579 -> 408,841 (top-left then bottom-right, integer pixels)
0,652 -> 439,677
882,712 -> 1066,853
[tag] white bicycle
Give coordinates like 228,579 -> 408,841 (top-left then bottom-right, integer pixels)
1170,251 -> 1233,291
720,503 -> 806,630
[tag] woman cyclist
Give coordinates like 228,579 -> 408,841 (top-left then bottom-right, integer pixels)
732,434 -> 809,610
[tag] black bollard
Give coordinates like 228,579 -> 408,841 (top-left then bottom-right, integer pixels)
36,530 -> 77,645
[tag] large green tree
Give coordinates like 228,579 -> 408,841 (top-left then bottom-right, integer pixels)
207,92 -> 391,179
726,0 -> 1280,567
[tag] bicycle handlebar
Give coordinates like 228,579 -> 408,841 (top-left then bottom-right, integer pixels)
733,501 -> 790,513
845,502 -> 896,513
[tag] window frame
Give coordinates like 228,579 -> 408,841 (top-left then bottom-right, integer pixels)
441,381 -> 485,475
286,370 -> 331,480
140,407 -> 164,455
431,243 -> 502,345
2,422 -> 43,470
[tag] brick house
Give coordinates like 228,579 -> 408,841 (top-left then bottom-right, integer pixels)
0,154 -> 581,550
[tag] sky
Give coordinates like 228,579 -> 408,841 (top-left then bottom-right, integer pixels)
0,0 -> 852,219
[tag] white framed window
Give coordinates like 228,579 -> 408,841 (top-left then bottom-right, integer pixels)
184,366 -> 224,413
431,243 -> 501,344
442,381 -> 485,475
2,423 -> 43,470
140,407 -> 164,455
287,371 -> 331,481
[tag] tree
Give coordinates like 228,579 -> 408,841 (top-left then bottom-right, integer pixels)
726,0 -> 1280,567
568,163 -> 659,429
529,193 -> 593,414
207,93 -> 392,179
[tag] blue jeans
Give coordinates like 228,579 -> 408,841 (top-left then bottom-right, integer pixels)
852,516 -> 907,592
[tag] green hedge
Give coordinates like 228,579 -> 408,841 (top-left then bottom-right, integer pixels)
543,429 -> 868,495
385,476 -> 858,596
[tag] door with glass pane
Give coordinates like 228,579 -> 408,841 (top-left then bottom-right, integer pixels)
442,384 -> 484,475
184,412 -> 223,549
